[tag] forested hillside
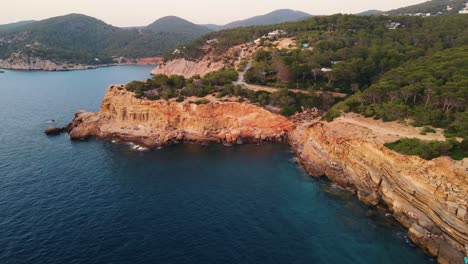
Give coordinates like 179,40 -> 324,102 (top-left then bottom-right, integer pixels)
0,14 -> 204,65
173,15 -> 467,92
328,46 -> 467,138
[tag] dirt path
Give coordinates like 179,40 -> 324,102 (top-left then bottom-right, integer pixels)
243,83 -> 347,98
236,59 -> 252,84
336,113 -> 446,141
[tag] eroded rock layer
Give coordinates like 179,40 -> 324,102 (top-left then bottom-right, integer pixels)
289,121 -> 468,263
68,86 -> 295,147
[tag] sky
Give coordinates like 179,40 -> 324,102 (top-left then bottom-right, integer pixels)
0,0 -> 427,26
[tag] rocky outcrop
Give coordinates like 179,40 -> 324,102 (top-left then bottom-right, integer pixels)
289,121 -> 468,263
152,42 -> 259,78
152,58 -> 225,78
44,126 -> 67,135
68,86 -> 295,147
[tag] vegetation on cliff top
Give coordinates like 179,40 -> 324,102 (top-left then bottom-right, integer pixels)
125,70 -> 339,116
384,138 -> 467,160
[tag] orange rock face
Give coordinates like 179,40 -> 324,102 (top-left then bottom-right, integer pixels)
68,86 -> 295,147
151,42 -> 260,78
151,58 -> 225,78
289,121 -> 468,263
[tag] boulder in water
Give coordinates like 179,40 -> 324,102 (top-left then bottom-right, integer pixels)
44,126 -> 65,136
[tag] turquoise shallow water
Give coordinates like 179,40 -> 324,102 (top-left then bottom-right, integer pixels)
0,67 -> 432,263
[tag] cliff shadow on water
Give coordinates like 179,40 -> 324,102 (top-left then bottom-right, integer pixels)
66,137 -> 434,263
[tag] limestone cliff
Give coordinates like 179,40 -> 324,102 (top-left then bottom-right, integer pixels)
152,58 -> 226,78
289,121 -> 468,263
68,86 -> 295,147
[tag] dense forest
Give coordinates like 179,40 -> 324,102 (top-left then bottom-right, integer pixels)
327,46 -> 467,137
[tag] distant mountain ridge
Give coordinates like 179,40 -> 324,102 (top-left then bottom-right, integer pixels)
356,10 -> 384,16
146,16 -> 212,41
222,9 -> 312,29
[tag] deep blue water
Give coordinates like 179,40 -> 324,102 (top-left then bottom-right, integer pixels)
0,67 -> 432,264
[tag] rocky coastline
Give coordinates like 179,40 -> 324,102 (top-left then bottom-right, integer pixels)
289,121 -> 467,264
61,85 -> 467,263
0,53 -> 163,71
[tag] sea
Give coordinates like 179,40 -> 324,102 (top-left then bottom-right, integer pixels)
0,66 -> 432,263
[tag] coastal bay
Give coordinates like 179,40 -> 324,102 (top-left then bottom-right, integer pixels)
0,67 -> 432,263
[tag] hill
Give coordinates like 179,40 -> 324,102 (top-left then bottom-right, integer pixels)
0,14 -> 204,66
223,9 -> 311,29
146,16 -> 212,41
385,0 -> 468,16
0,20 -> 35,32
200,24 -> 223,31
356,10 -> 384,16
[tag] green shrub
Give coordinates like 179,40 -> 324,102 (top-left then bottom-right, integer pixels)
125,81 -> 146,92
168,75 -> 185,89
384,138 -> 465,160
194,99 -> 210,105
323,107 -> 341,122
150,74 -> 170,88
421,127 -> 436,134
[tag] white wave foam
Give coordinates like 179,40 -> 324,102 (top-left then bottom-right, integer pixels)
128,142 -> 148,151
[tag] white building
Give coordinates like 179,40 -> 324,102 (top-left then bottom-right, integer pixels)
459,2 -> 468,14
387,21 -> 402,30
267,30 -> 287,38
